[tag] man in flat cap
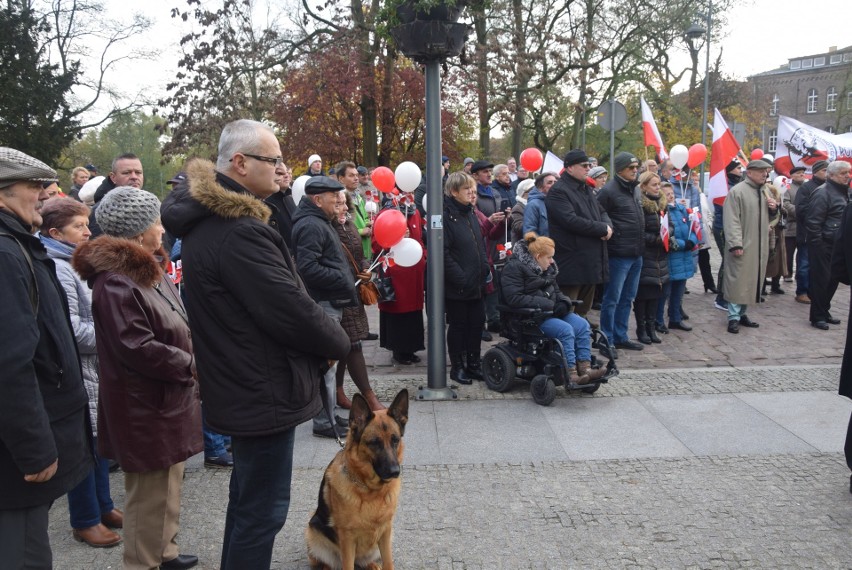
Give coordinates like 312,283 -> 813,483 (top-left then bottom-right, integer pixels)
546,149 -> 612,322
805,160 -> 851,329
783,165 -> 807,302
292,175 -> 358,438
161,120 -> 349,569
597,151 -> 645,356
721,159 -> 777,334
0,148 -> 93,567
793,160 -> 829,303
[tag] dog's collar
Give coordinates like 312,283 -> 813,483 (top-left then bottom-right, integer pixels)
342,464 -> 370,490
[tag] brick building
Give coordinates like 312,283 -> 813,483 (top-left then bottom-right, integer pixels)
749,45 -> 852,153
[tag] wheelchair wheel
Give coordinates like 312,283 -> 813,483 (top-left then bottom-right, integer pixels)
581,384 -> 600,394
482,347 -> 516,393
530,374 -> 556,406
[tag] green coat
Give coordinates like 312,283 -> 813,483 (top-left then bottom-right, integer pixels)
721,178 -> 771,305
350,191 -> 372,258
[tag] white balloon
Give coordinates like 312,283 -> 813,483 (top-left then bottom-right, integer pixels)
365,200 -> 377,213
421,193 -> 427,214
292,175 -> 310,204
773,176 -> 789,189
669,145 -> 689,170
389,237 -> 422,267
394,161 -> 421,193
78,176 -> 104,206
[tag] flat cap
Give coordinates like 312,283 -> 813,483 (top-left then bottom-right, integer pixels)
0,147 -> 58,189
788,166 -> 806,175
746,159 -> 772,170
470,160 -> 494,173
305,176 -> 344,195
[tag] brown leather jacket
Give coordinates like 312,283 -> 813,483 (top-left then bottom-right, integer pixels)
73,237 -> 202,472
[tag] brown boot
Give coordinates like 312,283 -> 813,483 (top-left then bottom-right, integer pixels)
363,390 -> 386,412
577,360 -> 606,383
336,385 -> 352,410
101,508 -> 123,529
568,367 -> 590,385
72,523 -> 122,548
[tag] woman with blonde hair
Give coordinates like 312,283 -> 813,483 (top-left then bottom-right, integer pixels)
633,172 -> 669,344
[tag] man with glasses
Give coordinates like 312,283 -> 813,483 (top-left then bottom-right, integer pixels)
546,149 -> 612,323
596,152 -> 645,357
160,120 -> 349,569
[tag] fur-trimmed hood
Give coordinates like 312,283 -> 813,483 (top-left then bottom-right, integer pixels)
161,158 -> 271,239
641,190 -> 667,214
512,239 -> 559,280
72,236 -> 165,287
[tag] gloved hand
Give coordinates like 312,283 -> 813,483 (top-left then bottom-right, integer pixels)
684,239 -> 696,251
553,300 -> 570,318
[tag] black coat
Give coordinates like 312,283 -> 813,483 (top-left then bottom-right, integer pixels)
160,159 -> 350,436
830,203 -> 852,400
0,211 -> 92,509
443,195 -> 490,301
87,176 -> 118,238
500,240 -> 570,311
545,172 -> 610,286
291,196 -> 359,308
794,176 -> 823,244
264,189 -> 298,250
805,179 -> 849,246
639,193 -> 671,288
598,175 -> 645,257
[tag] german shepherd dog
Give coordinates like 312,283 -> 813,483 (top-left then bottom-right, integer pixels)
306,389 -> 409,570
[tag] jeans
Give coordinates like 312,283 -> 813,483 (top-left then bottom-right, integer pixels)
600,256 -> 642,344
203,404 -> 231,458
657,279 -> 687,324
221,428 -> 296,570
796,244 -> 810,296
727,302 -> 748,321
314,302 -> 342,431
713,226 -> 727,304
539,312 -> 591,366
67,436 -> 114,529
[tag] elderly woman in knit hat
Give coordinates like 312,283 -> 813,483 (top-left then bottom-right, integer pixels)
510,178 -> 535,242
588,166 -> 608,192
72,187 -> 202,570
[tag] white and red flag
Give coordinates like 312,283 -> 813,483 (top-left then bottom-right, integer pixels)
687,208 -> 703,245
660,211 -> 670,252
640,96 -> 668,161
708,108 -> 742,206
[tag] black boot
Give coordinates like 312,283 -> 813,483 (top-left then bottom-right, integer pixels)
646,319 -> 662,343
636,321 -> 652,345
449,353 -> 472,385
465,351 -> 484,381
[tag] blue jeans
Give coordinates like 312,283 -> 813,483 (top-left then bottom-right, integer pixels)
203,405 -> 231,458
727,302 -> 748,321
539,313 -> 591,366
656,279 -> 687,324
796,245 -> 810,295
66,437 -> 114,529
600,256 -> 643,344
221,428 -> 296,570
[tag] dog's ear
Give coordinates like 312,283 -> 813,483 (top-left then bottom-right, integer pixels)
387,389 -> 409,436
349,393 -> 373,443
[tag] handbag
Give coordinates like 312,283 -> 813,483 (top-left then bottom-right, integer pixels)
374,267 -> 396,303
342,243 -> 379,306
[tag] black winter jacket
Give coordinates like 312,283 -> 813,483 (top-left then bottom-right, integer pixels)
794,176 -> 824,244
0,211 -> 92,509
443,196 -> 490,301
805,179 -> 849,246
598,175 -> 645,257
500,240 -> 571,312
264,189 -> 298,250
545,172 -> 611,286
88,176 -> 118,238
291,197 -> 359,308
639,193 -> 671,288
160,159 -> 350,436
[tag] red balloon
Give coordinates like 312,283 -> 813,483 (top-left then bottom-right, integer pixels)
687,143 -> 708,169
519,147 -> 543,172
750,148 -> 764,161
371,166 -> 396,193
373,209 -> 407,248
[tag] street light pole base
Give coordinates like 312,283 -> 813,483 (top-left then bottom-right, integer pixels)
417,385 -> 458,401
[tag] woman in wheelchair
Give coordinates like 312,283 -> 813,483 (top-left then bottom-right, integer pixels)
501,232 -> 606,385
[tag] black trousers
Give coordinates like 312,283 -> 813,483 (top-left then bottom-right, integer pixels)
0,502 -> 52,569
698,248 -> 715,289
446,298 -> 485,355
785,236 -> 798,277
808,241 -> 839,323
846,410 -> 852,473
633,297 -> 660,325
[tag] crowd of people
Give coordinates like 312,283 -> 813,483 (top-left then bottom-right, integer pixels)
2,126 -> 851,570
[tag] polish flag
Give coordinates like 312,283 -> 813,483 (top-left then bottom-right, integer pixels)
641,96 -> 668,161
660,211 -> 670,252
708,108 -> 742,206
687,208 -> 703,245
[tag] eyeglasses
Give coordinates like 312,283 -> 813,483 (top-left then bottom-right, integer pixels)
231,153 -> 284,167
578,163 -> 591,168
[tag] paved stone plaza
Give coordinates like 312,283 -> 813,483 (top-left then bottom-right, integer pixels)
48,254 -> 852,569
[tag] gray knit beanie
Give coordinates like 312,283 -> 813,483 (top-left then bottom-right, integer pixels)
613,152 -> 639,173
96,186 -> 161,238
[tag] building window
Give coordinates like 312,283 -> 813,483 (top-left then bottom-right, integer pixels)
814,56 -> 825,66
830,54 -> 842,64
845,52 -> 852,62
847,91 -> 852,111
802,58 -> 813,68
827,87 -> 838,111
790,60 -> 801,70
768,129 -> 777,153
807,89 -> 818,113
769,93 -> 779,116
826,126 -> 835,134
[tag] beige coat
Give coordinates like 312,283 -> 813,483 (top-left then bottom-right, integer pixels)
721,178 -> 771,305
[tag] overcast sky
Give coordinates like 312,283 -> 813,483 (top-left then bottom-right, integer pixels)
92,0 -> 851,121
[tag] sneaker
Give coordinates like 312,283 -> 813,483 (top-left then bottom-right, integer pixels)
783,277 -> 793,282
714,300 -> 728,311
204,452 -> 234,468
313,425 -> 347,439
